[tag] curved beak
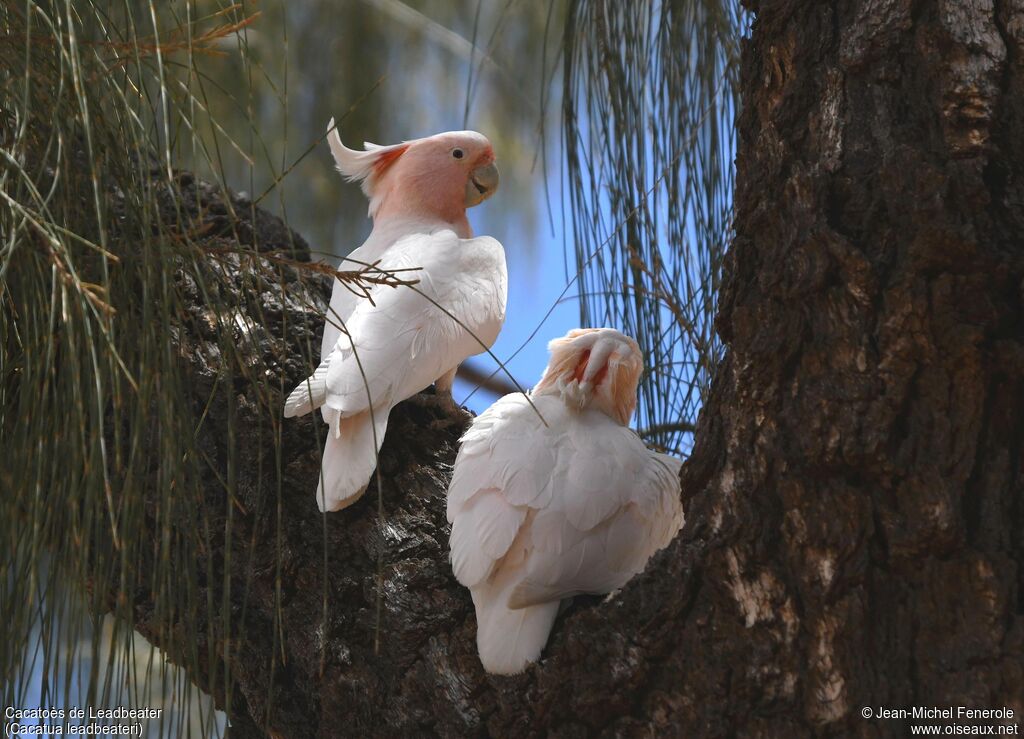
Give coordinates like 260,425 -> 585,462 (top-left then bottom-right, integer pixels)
465,162 -> 499,207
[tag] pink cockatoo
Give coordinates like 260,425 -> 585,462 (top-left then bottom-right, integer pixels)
284,119 -> 506,512
447,328 -> 684,675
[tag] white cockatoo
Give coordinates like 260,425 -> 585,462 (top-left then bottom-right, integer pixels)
447,328 -> 684,675
284,119 -> 506,512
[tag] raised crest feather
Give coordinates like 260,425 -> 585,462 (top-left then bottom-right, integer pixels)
326,117 -> 410,215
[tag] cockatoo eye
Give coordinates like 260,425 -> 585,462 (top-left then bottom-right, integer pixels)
452,148 -> 465,159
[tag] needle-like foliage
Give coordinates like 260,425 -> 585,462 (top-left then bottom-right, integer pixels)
0,2 -> 411,734
562,0 -> 742,455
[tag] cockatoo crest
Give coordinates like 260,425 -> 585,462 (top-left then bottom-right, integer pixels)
534,328 -> 643,425
326,117 -> 411,215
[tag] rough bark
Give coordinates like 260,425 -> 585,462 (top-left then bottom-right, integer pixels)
122,1 -> 1024,736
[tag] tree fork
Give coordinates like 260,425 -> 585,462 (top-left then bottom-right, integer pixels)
116,2 -> 1024,736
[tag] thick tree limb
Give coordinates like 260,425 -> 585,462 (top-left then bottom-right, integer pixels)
118,2 -> 1024,736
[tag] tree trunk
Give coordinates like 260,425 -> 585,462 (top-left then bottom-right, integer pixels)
123,1 -> 1024,736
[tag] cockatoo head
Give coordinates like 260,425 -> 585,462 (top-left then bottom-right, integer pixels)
325,118 -> 499,225
534,328 -> 643,425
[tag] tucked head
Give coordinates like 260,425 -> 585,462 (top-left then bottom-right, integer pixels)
326,118 -> 499,227
533,328 -> 643,425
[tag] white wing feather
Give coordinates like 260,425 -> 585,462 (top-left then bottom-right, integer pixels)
319,222 -> 425,366
283,358 -> 329,418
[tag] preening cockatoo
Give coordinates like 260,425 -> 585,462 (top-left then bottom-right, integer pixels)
284,119 -> 506,512
447,328 -> 684,675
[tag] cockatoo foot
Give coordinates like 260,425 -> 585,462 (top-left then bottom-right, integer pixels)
415,367 -> 462,415
434,367 -> 457,395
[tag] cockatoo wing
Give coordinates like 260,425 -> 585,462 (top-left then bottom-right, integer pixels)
322,229 -> 506,422
507,449 -> 682,608
447,397 -> 683,600
319,229 -> 401,363
448,394 -> 557,511
447,394 -> 556,586
285,227 -> 412,417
